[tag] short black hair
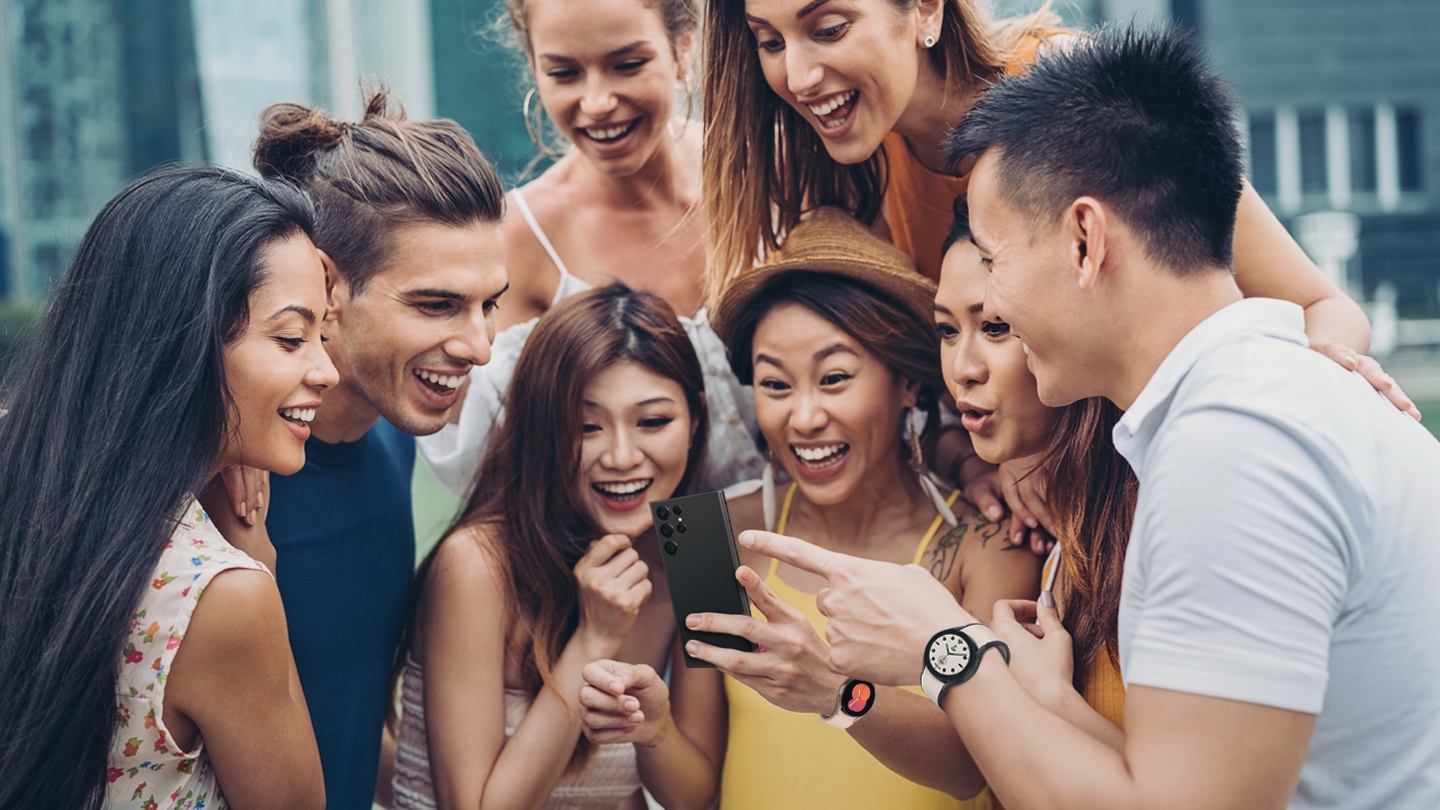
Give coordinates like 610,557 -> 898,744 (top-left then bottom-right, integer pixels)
940,197 -> 972,261
946,24 -> 1244,275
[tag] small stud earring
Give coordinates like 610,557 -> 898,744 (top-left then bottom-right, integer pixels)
924,35 -> 936,48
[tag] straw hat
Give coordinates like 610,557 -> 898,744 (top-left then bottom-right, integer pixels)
711,206 -> 938,349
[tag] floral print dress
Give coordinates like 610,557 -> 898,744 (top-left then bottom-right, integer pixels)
106,499 -> 270,810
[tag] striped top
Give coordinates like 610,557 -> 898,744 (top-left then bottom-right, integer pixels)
393,654 -> 643,809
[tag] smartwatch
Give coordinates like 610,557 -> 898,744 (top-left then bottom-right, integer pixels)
820,678 -> 876,729
920,623 -> 1010,707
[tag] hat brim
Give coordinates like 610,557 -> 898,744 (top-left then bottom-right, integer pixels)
712,257 -> 939,350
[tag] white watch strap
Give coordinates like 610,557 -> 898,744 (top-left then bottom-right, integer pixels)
921,624 -> 1006,706
821,708 -> 860,729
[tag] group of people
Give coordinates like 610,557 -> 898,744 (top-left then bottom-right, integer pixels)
1,1 -> 1436,809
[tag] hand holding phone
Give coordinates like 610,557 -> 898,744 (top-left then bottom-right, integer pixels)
650,491 -> 757,667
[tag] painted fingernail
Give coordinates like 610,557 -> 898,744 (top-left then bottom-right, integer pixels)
630,712 -> 644,722
1039,591 -> 1055,608
612,682 -> 625,694
1024,517 -> 1037,529
986,506 -> 1003,521
625,698 -> 639,711
686,640 -> 699,655
686,616 -> 700,629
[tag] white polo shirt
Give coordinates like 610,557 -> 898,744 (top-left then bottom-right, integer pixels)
1114,298 -> 1440,809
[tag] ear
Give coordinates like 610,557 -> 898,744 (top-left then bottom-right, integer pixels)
1066,197 -> 1109,292
900,377 -> 922,410
915,0 -> 945,46
317,249 -> 343,324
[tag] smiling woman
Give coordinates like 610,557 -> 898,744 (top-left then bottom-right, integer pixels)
0,166 -> 332,810
390,283 -> 712,810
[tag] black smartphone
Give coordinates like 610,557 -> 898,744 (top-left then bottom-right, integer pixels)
650,490 -> 757,668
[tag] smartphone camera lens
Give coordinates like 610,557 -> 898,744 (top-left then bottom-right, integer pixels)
663,540 -> 679,555
672,505 -> 683,516
676,523 -> 687,534
656,506 -> 670,520
660,523 -> 673,538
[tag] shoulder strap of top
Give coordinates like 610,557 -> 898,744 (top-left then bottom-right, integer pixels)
767,483 -> 801,582
913,490 -> 963,565
511,187 -> 574,281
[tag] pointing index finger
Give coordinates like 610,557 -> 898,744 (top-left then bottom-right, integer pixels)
737,531 -> 849,582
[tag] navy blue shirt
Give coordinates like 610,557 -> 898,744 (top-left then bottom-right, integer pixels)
268,418 -> 416,810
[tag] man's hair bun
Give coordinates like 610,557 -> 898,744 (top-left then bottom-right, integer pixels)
253,103 -> 348,182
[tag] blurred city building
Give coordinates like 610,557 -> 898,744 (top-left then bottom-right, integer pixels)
1,0 -> 1437,323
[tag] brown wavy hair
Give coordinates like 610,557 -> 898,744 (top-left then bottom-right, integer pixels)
1034,397 -> 1136,690
391,283 -> 708,767
253,88 -> 504,293
702,0 -> 1056,305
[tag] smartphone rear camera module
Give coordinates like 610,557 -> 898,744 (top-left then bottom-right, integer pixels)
676,523 -> 687,533
672,505 -> 683,515
660,522 -> 674,538
664,540 -> 679,555
656,506 -> 670,520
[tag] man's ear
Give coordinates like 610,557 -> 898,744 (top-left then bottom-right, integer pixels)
317,249 -> 343,323
1067,197 -> 1109,292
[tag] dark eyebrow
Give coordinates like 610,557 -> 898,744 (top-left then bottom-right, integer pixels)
267,305 -> 316,324
968,303 -> 984,315
747,0 -> 830,25
405,288 -> 465,301
814,344 -> 858,362
636,396 -> 676,407
933,303 -> 953,316
755,353 -> 784,369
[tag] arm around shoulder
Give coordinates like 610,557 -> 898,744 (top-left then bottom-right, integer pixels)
165,567 -> 324,810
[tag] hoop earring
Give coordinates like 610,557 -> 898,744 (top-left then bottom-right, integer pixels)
908,407 -> 959,527
762,450 -> 777,532
924,35 -> 936,48
523,87 -> 566,160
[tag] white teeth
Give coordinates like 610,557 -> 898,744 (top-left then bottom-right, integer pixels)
585,121 -> 635,141
792,443 -> 846,462
807,91 -> 855,117
280,407 -> 315,423
416,369 -> 465,390
594,479 -> 652,495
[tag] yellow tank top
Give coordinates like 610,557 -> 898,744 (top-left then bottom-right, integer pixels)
881,34 -> 1050,282
720,485 -> 989,810
1038,545 -> 1126,729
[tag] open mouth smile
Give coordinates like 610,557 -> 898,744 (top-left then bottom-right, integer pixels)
414,368 -> 466,396
582,118 -> 642,143
791,442 -> 849,471
592,478 -> 654,509
279,406 -> 316,427
807,90 -> 858,130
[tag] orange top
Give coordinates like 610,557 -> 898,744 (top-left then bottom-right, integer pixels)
881,34 -> 1048,281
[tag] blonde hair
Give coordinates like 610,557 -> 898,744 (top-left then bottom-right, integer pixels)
702,0 -> 1057,305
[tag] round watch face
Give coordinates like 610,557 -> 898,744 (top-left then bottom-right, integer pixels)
841,680 -> 875,717
929,632 -> 972,677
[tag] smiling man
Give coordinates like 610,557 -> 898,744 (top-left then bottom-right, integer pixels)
249,95 -> 509,810
738,24 -> 1440,810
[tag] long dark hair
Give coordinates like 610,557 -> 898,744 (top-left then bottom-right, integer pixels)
0,166 -> 315,809
391,283 -> 707,758
1034,398 -> 1136,690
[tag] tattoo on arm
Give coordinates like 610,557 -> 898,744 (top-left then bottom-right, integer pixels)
926,524 -> 967,581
